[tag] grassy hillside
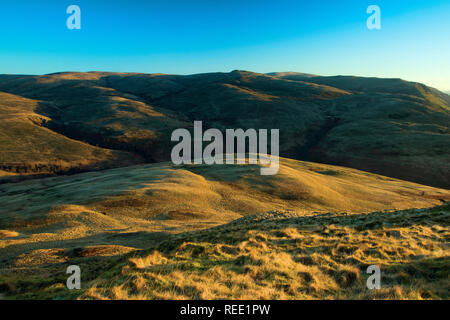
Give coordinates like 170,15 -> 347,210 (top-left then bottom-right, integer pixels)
2,202 -> 448,300
0,71 -> 448,188
0,91 -> 143,180
268,74 -> 450,188
82,203 -> 450,300
0,158 -> 448,299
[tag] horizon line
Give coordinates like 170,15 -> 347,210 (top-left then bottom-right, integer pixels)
1,70 -> 449,93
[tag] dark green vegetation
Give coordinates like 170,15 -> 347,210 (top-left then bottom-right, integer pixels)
0,71 -> 449,188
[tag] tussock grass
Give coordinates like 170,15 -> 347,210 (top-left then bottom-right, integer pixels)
0,230 -> 19,239
77,204 -> 450,300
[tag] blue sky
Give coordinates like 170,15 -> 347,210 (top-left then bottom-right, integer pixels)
0,0 -> 449,91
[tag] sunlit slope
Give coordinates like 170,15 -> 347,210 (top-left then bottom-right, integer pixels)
0,157 -> 448,270
3,203 -> 449,300
0,73 -> 191,164
81,203 -> 450,300
1,157 -> 448,228
0,91 -> 142,178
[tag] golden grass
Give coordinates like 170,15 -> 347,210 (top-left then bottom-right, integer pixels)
80,204 -> 450,300
1,158 -> 448,269
0,230 -> 19,239
0,158 -> 448,299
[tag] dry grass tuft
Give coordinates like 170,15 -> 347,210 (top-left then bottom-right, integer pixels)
77,204 -> 449,300
0,230 -> 19,239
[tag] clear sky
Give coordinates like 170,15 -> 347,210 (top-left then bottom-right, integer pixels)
1,0 -> 449,91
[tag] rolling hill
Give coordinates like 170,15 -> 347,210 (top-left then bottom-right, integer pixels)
0,158 -> 448,266
0,90 -> 143,180
0,71 -> 449,188
0,158 -> 448,299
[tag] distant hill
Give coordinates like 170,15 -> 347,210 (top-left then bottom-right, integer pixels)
0,91 -> 143,179
0,70 -> 449,188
